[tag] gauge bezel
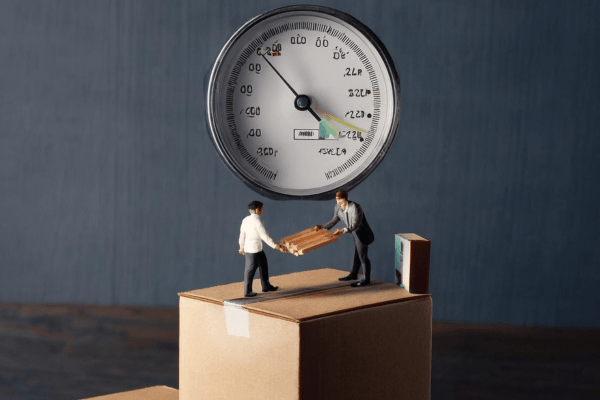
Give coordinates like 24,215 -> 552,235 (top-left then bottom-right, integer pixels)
206,5 -> 401,200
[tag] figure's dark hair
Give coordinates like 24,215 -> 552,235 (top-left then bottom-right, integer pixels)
335,190 -> 348,200
248,201 -> 263,211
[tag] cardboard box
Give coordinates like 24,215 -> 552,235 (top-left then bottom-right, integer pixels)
179,268 -> 431,400
395,233 -> 431,294
81,386 -> 178,400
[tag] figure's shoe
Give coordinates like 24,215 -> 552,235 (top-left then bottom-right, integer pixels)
245,292 -> 257,297
338,274 -> 358,281
351,279 -> 370,287
262,285 -> 279,292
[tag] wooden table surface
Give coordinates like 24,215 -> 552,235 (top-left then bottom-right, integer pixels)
0,303 -> 598,399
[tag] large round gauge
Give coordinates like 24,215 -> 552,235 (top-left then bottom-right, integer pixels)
207,5 -> 400,199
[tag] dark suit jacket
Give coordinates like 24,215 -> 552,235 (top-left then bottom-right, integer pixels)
323,201 -> 374,245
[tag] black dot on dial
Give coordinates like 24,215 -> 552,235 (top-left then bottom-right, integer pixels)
367,113 -> 372,118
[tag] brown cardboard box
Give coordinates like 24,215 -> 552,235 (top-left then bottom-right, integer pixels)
81,386 -> 178,400
179,268 -> 432,400
395,233 -> 431,294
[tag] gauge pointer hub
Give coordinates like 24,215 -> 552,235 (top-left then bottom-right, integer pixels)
294,94 -> 311,111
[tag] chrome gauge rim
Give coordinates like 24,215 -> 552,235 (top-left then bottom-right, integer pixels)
207,5 -> 400,200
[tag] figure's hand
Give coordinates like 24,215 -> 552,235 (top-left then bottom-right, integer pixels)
276,244 -> 287,253
333,229 -> 345,236
314,225 -> 323,231
238,248 -> 245,255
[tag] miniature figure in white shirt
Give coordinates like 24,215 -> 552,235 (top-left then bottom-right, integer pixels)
238,201 -> 285,297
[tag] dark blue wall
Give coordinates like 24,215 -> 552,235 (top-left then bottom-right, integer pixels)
1,0 -> 598,327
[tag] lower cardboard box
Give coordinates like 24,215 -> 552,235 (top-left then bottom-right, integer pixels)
81,385 -> 178,400
179,268 -> 432,400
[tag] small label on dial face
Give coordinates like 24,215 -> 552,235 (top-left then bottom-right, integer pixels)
294,129 -> 335,140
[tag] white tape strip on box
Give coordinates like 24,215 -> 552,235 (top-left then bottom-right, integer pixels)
221,282 -> 352,338
223,300 -> 250,338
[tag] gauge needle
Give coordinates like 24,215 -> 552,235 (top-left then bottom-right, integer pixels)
261,55 -> 366,137
261,54 -> 322,123
311,105 -> 368,133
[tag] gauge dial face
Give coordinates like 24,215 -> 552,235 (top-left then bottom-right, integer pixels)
207,5 -> 400,199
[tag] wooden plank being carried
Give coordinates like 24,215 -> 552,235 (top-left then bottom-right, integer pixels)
280,227 -> 340,256
280,226 -> 320,247
289,231 -> 323,251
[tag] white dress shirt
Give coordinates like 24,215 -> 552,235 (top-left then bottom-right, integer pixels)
336,205 -> 351,234
239,214 -> 277,253
342,208 -> 349,234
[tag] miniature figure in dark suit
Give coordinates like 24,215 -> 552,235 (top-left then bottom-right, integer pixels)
319,190 -> 374,287
239,201 -> 286,297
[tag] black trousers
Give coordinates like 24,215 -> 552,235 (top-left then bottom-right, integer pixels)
349,234 -> 371,281
244,250 -> 271,295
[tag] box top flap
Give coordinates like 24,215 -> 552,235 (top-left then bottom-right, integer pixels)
395,233 -> 429,241
179,268 -> 430,322
246,280 -> 429,321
